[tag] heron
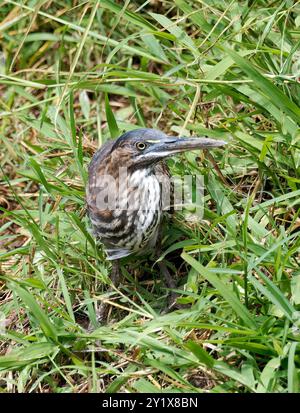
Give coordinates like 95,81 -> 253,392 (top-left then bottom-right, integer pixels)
86,128 -> 226,322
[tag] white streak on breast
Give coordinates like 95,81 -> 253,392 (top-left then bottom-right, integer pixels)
127,169 -> 162,250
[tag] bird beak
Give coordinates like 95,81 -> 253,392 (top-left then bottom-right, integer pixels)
144,136 -> 227,159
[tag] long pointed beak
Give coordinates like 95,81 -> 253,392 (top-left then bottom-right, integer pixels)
147,136 -> 227,158
164,136 -> 226,152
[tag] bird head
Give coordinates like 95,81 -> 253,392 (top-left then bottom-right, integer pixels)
110,128 -> 227,169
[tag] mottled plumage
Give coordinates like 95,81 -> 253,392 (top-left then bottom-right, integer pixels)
86,128 -> 226,323
87,129 -> 171,259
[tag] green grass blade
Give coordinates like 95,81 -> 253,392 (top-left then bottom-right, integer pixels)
224,47 -> 300,123
105,93 -> 119,139
13,284 -> 58,342
182,252 -> 257,329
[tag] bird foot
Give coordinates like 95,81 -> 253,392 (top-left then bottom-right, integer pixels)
95,302 -> 110,324
157,260 -> 188,313
87,302 -> 110,331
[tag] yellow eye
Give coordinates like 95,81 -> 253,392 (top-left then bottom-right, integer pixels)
136,142 -> 147,151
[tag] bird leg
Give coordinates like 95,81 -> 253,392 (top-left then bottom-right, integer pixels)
95,259 -> 121,324
157,260 -> 179,311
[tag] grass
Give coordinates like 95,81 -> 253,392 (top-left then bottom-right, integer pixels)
0,0 -> 300,393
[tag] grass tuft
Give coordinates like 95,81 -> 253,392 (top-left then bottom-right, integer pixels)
0,0 -> 300,393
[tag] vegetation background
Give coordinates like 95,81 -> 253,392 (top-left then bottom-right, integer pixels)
0,0 -> 300,393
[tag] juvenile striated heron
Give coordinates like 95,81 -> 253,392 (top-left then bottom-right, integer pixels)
86,128 -> 226,322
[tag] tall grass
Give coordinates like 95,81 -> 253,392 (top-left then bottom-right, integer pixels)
0,0 -> 300,393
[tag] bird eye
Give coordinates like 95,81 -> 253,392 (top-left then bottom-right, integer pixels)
136,142 -> 147,151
